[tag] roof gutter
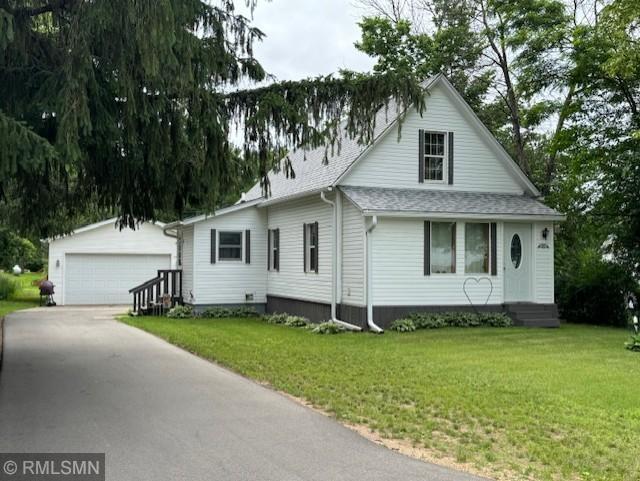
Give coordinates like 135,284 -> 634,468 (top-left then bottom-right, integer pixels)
360,210 -> 566,222
162,221 -> 182,239
320,189 -> 362,332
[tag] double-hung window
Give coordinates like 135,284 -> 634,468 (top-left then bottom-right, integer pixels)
218,231 -> 243,261
268,228 -> 279,271
304,222 -> 319,273
431,222 -> 456,273
465,223 -> 490,273
424,132 -> 446,182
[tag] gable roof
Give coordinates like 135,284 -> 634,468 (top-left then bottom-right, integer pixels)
340,185 -> 564,220
243,74 -> 540,205
47,218 -> 166,242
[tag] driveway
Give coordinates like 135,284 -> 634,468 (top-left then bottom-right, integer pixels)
0,307 -> 487,481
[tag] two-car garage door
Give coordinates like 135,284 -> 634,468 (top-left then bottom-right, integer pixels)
64,254 -> 171,305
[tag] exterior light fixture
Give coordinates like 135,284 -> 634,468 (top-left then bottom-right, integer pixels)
542,227 -> 549,240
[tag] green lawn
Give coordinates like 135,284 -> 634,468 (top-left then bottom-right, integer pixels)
0,272 -> 42,317
120,316 -> 640,481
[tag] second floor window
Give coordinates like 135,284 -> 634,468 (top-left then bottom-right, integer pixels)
424,132 -> 446,181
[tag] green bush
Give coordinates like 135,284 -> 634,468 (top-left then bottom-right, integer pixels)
312,321 -> 346,335
264,312 -> 289,324
0,228 -> 43,272
0,273 -> 17,300
390,318 -> 416,332
393,311 -> 512,331
200,306 -> 259,318
284,315 -> 309,327
625,334 -> 640,352
166,305 -> 193,318
556,247 -> 637,327
263,312 -> 309,327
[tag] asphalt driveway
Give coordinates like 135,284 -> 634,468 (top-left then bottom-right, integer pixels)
0,307 -> 487,481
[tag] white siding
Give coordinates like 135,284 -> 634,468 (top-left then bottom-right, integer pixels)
342,83 -> 524,194
267,195 -> 333,304
181,226 -> 195,302
370,218 -> 504,305
48,222 -> 176,305
341,196 -> 365,306
192,207 -> 267,305
533,222 -> 555,303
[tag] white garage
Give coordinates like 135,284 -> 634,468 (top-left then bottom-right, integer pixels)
48,219 -> 177,306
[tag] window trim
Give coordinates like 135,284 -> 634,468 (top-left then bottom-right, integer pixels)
464,222 -> 492,274
217,230 -> 243,262
430,221 -> 457,274
268,228 -> 279,271
304,222 -> 319,274
423,131 -> 448,184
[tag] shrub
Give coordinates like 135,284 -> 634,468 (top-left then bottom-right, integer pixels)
393,311 -> 512,331
284,315 -> 309,327
556,247 -> 637,327
625,334 -> 640,352
312,321 -> 346,335
390,318 -> 416,332
264,312 -> 289,324
166,305 -> 193,318
200,306 -> 259,318
263,312 -> 310,327
0,273 -> 17,300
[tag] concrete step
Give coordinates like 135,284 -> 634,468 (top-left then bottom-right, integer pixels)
514,318 -> 560,328
512,310 -> 559,320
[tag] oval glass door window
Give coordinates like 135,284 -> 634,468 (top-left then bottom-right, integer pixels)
511,234 -> 522,268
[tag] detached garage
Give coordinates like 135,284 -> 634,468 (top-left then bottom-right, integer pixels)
48,219 -> 177,305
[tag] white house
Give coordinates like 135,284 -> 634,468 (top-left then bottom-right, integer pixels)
48,219 -> 177,305
163,74 -> 564,329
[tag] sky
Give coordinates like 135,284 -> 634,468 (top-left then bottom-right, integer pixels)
237,0 -> 375,81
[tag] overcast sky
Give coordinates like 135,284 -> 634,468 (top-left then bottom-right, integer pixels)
237,0 -> 375,81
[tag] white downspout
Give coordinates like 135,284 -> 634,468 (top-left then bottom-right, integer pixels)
366,215 -> 384,333
320,189 -> 362,332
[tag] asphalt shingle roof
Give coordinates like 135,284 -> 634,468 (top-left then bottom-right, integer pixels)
340,185 -> 564,218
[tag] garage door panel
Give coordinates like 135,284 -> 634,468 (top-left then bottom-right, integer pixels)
65,254 -> 171,305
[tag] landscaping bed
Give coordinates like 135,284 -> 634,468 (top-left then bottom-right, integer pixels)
121,315 -> 640,481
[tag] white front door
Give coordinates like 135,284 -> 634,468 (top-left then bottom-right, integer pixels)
503,223 -> 532,302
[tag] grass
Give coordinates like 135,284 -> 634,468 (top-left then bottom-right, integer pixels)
0,272 -> 42,317
120,315 -> 640,481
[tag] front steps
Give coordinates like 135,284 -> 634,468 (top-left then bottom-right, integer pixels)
504,303 -> 560,328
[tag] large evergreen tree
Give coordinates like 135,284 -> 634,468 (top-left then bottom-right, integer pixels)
0,0 -> 424,236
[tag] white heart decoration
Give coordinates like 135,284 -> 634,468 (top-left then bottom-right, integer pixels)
463,277 -> 494,307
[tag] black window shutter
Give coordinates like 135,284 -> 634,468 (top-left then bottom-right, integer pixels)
418,129 -> 425,183
314,222 -> 319,273
424,221 -> 431,276
275,229 -> 280,271
451,222 -> 457,274
490,222 -> 497,275
448,132 -> 454,185
267,229 -> 271,270
245,230 -> 251,264
210,229 -> 216,264
303,223 -> 307,272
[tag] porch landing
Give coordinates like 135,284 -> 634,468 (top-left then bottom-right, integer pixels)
504,303 -> 560,328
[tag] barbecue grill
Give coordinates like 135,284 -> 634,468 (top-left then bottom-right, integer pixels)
39,280 -> 56,307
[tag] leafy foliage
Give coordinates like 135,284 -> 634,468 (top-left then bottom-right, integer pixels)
625,334 -> 640,352
311,321 -> 346,335
0,273 -> 17,301
394,311 -> 513,330
263,312 -> 309,327
556,247 -> 637,327
0,0 -> 424,236
166,305 -> 193,319
389,318 -> 416,332
200,306 -> 259,318
0,228 -> 43,271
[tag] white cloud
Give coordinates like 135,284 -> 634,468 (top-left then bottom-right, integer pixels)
238,0 -> 375,80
